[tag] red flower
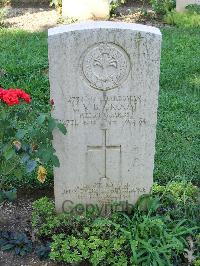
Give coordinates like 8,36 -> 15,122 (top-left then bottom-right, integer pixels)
0,88 -> 31,106
2,90 -> 19,106
15,88 -> 31,103
0,88 -> 7,99
50,99 -> 54,106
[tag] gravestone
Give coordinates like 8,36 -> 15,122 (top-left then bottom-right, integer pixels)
62,0 -> 110,20
176,0 -> 200,12
48,22 -> 162,213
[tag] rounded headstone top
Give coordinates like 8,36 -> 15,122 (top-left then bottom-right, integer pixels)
48,21 -> 162,37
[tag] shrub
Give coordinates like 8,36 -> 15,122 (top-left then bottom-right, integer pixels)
0,88 -> 67,192
111,194 -> 198,266
152,181 -> 200,226
50,234 -> 90,264
152,181 -> 199,205
186,4 -> 200,15
109,0 -> 126,15
50,219 -> 130,265
165,10 -> 200,28
194,260 -> 200,266
32,197 -> 55,232
150,0 -> 175,15
32,197 -> 98,239
0,231 -> 32,256
32,191 -> 199,265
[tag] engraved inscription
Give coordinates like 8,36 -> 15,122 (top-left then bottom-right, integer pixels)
64,94 -> 146,127
81,43 -> 130,91
62,179 -> 147,203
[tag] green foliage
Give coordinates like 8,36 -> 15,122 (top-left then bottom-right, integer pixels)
85,219 -> 129,266
0,188 -> 17,203
153,181 -> 199,204
32,192 -> 199,265
35,242 -> 51,260
50,0 -> 62,13
0,98 -> 67,190
50,234 -> 90,264
197,234 -> 200,247
111,195 -> 197,266
153,181 -> 200,227
194,260 -> 200,266
186,4 -> 200,15
32,196 -> 55,234
32,197 -> 98,239
154,27 -> 200,185
150,0 -> 175,15
165,9 -> 200,27
0,8 -> 6,27
110,0 -> 126,15
0,231 -> 32,256
50,220 -> 130,265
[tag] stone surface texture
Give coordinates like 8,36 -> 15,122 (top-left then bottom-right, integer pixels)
62,0 -> 110,20
176,0 -> 200,12
48,22 -> 162,212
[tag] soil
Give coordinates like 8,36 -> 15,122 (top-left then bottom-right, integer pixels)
0,188 -> 60,266
3,7 -> 59,31
2,1 -> 165,32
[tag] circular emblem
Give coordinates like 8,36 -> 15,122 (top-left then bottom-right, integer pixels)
81,43 -> 130,91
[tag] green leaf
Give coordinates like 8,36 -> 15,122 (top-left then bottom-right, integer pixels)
37,114 -> 46,125
14,168 -> 23,178
4,189 -> 17,202
0,109 -> 7,120
16,129 -> 26,139
5,127 -> 16,138
40,149 -> 52,163
1,244 -> 15,251
47,131 -> 53,140
4,146 -> 15,160
57,123 -> 67,135
52,155 -> 60,167
48,117 -> 57,132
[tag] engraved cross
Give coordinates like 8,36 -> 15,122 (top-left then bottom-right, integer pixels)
87,129 -> 121,179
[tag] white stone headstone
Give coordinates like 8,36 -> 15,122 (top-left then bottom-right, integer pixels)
62,0 -> 110,21
48,22 -> 162,213
176,0 -> 200,12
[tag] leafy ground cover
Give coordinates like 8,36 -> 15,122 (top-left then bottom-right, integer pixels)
29,183 -> 200,265
0,26 -> 199,188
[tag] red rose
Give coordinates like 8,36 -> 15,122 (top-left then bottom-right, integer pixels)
2,90 -> 19,106
0,88 -> 7,100
15,89 -> 31,103
0,88 -> 31,106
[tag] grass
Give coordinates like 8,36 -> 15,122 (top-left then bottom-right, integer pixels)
0,27 -> 199,187
155,27 -> 200,185
0,30 -> 49,106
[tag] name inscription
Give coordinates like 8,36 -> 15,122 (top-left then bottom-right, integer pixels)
63,94 -> 147,127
